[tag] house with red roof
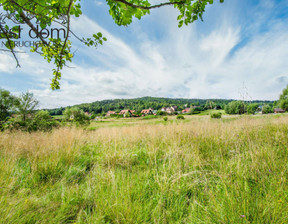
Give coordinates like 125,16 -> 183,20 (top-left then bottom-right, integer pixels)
106,111 -> 116,116
141,108 -> 153,116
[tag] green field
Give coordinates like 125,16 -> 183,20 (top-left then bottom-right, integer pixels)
0,114 -> 288,223
87,110 -> 227,130
87,115 -> 192,130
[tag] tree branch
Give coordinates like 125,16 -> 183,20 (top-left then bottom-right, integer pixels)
0,48 -> 25,53
112,0 -> 185,10
53,0 -> 74,86
57,0 -> 73,69
0,24 -> 21,68
18,11 -> 48,45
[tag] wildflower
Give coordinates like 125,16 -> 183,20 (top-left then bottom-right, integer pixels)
278,199 -> 283,203
240,215 -> 245,218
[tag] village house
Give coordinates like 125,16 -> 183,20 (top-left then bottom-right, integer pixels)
182,108 -> 191,114
274,108 -> 285,113
182,106 -> 199,114
85,112 -> 92,117
161,106 -> 178,114
106,111 -> 116,116
141,108 -> 153,116
257,105 -> 264,113
119,110 -> 133,117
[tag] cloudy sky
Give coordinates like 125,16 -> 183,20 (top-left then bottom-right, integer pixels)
1,0 -> 288,108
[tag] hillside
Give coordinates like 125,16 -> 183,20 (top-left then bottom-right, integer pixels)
47,96 -> 274,115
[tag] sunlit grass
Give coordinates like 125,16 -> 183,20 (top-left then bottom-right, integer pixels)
0,115 -> 288,223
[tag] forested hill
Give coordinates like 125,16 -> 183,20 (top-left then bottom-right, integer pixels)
47,97 -> 274,116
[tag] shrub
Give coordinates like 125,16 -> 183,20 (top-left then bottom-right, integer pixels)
90,113 -> 96,120
29,110 -> 60,131
140,115 -> 158,120
63,107 -> 90,126
176,115 -> 185,120
2,110 -> 59,132
163,117 -> 168,121
225,101 -> 246,114
157,110 -> 168,116
124,112 -> 131,118
262,104 -> 273,114
2,117 -> 24,131
247,103 -> 259,114
210,112 -> 222,119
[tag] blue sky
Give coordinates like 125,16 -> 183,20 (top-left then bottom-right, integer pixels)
1,0 -> 288,108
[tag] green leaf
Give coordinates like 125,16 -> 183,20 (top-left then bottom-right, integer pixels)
5,40 -> 15,50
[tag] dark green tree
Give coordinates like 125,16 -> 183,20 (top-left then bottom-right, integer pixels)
224,101 -> 246,115
279,85 -> 288,111
247,103 -> 259,115
0,88 -> 17,121
262,104 -> 273,114
205,100 -> 216,110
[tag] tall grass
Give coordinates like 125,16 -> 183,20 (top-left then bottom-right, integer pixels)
0,116 -> 287,223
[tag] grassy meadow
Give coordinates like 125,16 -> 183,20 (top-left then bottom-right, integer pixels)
0,115 -> 288,223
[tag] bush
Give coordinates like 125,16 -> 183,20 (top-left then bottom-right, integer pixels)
63,107 -> 90,126
262,104 -> 273,114
29,110 -> 60,131
157,110 -> 168,116
224,101 -> 246,114
124,112 -> 131,118
176,115 -> 185,120
90,113 -> 96,120
210,112 -> 222,119
247,103 -> 259,114
140,115 -> 158,120
2,110 -> 59,132
2,117 -> 24,131
163,117 -> 168,121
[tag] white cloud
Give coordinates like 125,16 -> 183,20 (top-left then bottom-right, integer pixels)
0,53 -> 16,73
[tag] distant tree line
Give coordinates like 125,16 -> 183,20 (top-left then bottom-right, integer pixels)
223,85 -> 288,115
47,97 -> 274,116
224,101 -> 277,115
2,86 -> 288,132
